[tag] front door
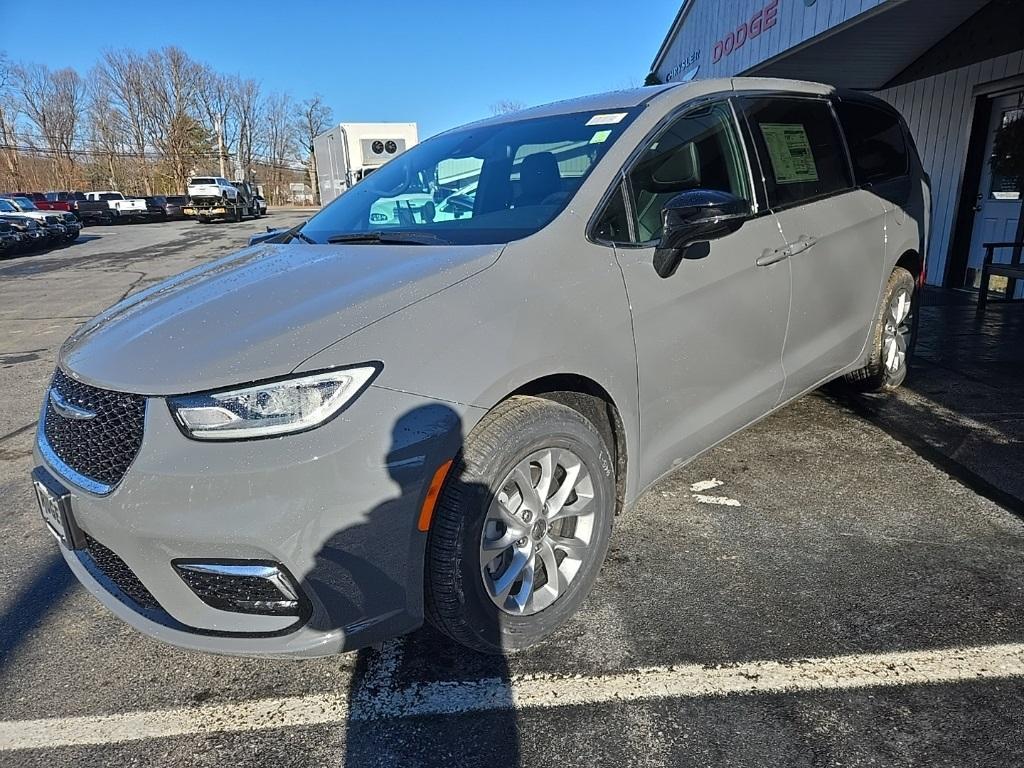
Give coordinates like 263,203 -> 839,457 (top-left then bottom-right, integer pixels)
605,100 -> 791,484
967,91 -> 1024,297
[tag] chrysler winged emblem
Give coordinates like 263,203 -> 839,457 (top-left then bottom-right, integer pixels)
49,388 -> 97,420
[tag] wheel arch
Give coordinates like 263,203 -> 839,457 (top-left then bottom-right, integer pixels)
504,373 -> 628,516
895,249 -> 923,285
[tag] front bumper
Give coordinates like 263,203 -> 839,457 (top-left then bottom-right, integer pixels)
35,383 -> 472,657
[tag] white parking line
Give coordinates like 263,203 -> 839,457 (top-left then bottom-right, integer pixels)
2,642 -> 1023,752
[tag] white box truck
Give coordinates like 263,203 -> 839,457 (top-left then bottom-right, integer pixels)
313,123 -> 419,204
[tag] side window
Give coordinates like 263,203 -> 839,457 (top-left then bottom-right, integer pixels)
835,100 -> 909,184
593,181 -> 630,242
741,97 -> 852,208
625,101 -> 750,243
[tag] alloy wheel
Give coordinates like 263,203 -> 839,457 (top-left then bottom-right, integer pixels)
480,447 -> 596,616
882,289 -> 912,373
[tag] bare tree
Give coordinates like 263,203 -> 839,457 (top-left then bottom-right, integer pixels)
232,77 -> 263,181
143,47 -> 210,192
296,95 -> 332,205
0,55 -> 23,190
262,91 -> 296,204
490,99 -> 526,116
197,66 -> 236,178
97,49 -> 154,193
14,63 -> 86,189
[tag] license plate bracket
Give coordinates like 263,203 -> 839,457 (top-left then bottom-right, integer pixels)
32,467 -> 83,550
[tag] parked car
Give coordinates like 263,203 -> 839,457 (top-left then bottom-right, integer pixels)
84,191 -> 148,222
0,198 -> 67,245
31,79 -> 928,658
0,220 -> 19,255
142,196 -> 168,221
4,192 -> 74,217
256,196 -> 268,215
0,214 -> 46,251
58,211 -> 83,242
46,192 -> 116,225
186,176 -> 238,201
164,195 -> 189,219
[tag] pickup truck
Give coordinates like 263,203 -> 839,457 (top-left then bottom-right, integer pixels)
85,191 -> 148,222
186,176 -> 239,202
45,191 -> 116,225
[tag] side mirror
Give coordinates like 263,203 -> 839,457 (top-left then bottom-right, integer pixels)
653,190 -> 751,278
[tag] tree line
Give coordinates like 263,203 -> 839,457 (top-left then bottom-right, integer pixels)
0,47 -> 334,204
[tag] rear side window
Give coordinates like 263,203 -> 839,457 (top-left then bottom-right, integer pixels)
741,96 -> 852,209
835,100 -> 908,184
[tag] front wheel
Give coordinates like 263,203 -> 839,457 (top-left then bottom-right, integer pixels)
425,396 -> 615,654
845,266 -> 916,392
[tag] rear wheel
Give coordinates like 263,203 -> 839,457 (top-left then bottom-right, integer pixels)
845,266 -> 916,392
425,396 -> 615,654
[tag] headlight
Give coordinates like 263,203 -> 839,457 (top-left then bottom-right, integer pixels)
167,364 -> 381,440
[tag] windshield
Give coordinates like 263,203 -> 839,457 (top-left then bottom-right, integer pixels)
299,108 -> 639,245
0,200 -> 16,212
11,196 -> 37,210
98,193 -> 123,201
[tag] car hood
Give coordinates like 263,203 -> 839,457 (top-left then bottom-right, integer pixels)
60,242 -> 502,395
3,210 -> 49,222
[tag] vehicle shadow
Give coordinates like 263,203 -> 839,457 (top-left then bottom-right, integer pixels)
0,550 -> 76,672
298,404 -> 520,766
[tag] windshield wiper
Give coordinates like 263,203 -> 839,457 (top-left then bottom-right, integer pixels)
326,231 -> 447,246
289,227 -> 315,244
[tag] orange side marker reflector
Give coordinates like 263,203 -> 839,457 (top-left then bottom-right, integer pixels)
417,459 -> 454,532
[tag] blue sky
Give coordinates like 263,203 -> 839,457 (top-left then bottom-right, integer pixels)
2,1 -> 679,138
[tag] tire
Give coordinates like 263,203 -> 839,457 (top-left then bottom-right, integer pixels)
425,395 -> 615,654
844,266 -> 916,392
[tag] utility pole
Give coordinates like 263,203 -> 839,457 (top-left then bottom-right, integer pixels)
215,116 -> 227,178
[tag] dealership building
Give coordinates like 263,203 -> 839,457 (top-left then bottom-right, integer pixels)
648,0 -> 1023,293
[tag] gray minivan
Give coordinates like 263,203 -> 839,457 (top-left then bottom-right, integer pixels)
32,78 -> 929,656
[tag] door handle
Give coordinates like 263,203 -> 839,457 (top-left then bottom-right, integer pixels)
756,247 -> 790,267
786,235 -> 818,256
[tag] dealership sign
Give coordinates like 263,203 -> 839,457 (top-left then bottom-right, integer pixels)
712,0 -> 779,64
666,49 -> 701,82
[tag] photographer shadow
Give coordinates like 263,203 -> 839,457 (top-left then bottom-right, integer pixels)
301,403 -> 521,766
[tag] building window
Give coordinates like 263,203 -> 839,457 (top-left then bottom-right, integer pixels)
835,100 -> 909,185
740,97 -> 852,209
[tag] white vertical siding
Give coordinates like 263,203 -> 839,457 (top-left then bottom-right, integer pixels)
875,51 -> 1024,285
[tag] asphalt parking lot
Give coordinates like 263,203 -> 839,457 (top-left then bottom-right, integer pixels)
1,219 -> 1023,767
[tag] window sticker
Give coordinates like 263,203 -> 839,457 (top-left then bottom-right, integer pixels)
589,129 -> 612,144
586,112 -> 628,126
759,123 -> 819,184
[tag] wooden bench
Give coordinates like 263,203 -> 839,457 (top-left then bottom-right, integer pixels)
978,241 -> 1024,309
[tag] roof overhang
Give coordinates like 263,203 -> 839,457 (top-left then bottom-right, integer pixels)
746,0 -> 991,90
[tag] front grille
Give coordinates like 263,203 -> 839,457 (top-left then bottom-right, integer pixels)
43,369 -> 146,488
84,534 -> 161,610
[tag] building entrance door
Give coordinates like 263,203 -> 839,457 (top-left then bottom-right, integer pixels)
966,91 -> 1024,297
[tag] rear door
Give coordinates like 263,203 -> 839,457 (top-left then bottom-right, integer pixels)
598,99 -> 791,481
739,95 -> 886,399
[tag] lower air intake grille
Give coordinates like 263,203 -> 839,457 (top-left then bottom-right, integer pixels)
84,534 -> 161,611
